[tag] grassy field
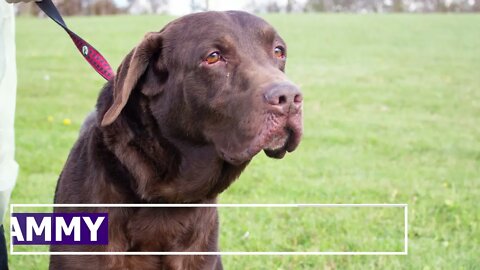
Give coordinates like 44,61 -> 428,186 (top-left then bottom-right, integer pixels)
6,13 -> 480,269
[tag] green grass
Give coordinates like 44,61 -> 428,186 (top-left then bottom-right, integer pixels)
7,14 -> 480,269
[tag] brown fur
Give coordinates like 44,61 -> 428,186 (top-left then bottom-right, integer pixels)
49,11 -> 302,270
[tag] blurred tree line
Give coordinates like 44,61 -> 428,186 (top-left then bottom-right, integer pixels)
15,0 -> 480,16
16,0 -> 122,16
303,0 -> 480,12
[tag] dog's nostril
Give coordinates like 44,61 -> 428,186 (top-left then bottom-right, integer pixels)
294,94 -> 303,103
264,83 -> 301,108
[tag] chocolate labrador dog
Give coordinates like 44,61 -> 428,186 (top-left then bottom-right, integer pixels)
49,11 -> 302,270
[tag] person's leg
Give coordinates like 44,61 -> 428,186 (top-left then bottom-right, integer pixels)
0,225 -> 7,270
0,2 -> 18,270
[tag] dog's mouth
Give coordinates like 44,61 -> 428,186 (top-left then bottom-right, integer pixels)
218,112 -> 302,166
263,128 -> 292,159
263,115 -> 303,157
255,113 -> 303,160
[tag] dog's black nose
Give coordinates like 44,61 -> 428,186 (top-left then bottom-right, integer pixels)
264,83 -> 302,114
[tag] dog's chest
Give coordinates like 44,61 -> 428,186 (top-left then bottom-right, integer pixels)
104,207 -> 220,269
119,207 -> 219,251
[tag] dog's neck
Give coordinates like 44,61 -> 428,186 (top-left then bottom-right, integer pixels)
96,88 -> 248,203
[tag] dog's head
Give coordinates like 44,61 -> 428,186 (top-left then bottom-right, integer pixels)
101,11 -> 303,166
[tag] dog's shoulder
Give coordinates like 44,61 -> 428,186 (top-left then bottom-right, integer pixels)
79,111 -> 97,137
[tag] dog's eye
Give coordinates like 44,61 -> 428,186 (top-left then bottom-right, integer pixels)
206,52 -> 221,64
274,46 -> 286,60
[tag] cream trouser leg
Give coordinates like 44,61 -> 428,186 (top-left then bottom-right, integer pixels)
0,2 -> 18,225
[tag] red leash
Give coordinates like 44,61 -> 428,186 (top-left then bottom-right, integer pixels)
36,0 -> 115,81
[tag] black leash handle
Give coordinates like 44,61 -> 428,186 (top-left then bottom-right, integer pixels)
36,0 -> 115,81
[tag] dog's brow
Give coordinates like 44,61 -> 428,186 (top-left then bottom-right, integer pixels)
258,27 -> 276,44
218,36 -> 235,48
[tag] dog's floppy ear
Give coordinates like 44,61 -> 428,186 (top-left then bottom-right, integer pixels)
101,32 -> 163,126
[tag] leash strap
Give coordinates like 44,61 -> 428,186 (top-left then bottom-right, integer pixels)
36,0 -> 115,81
